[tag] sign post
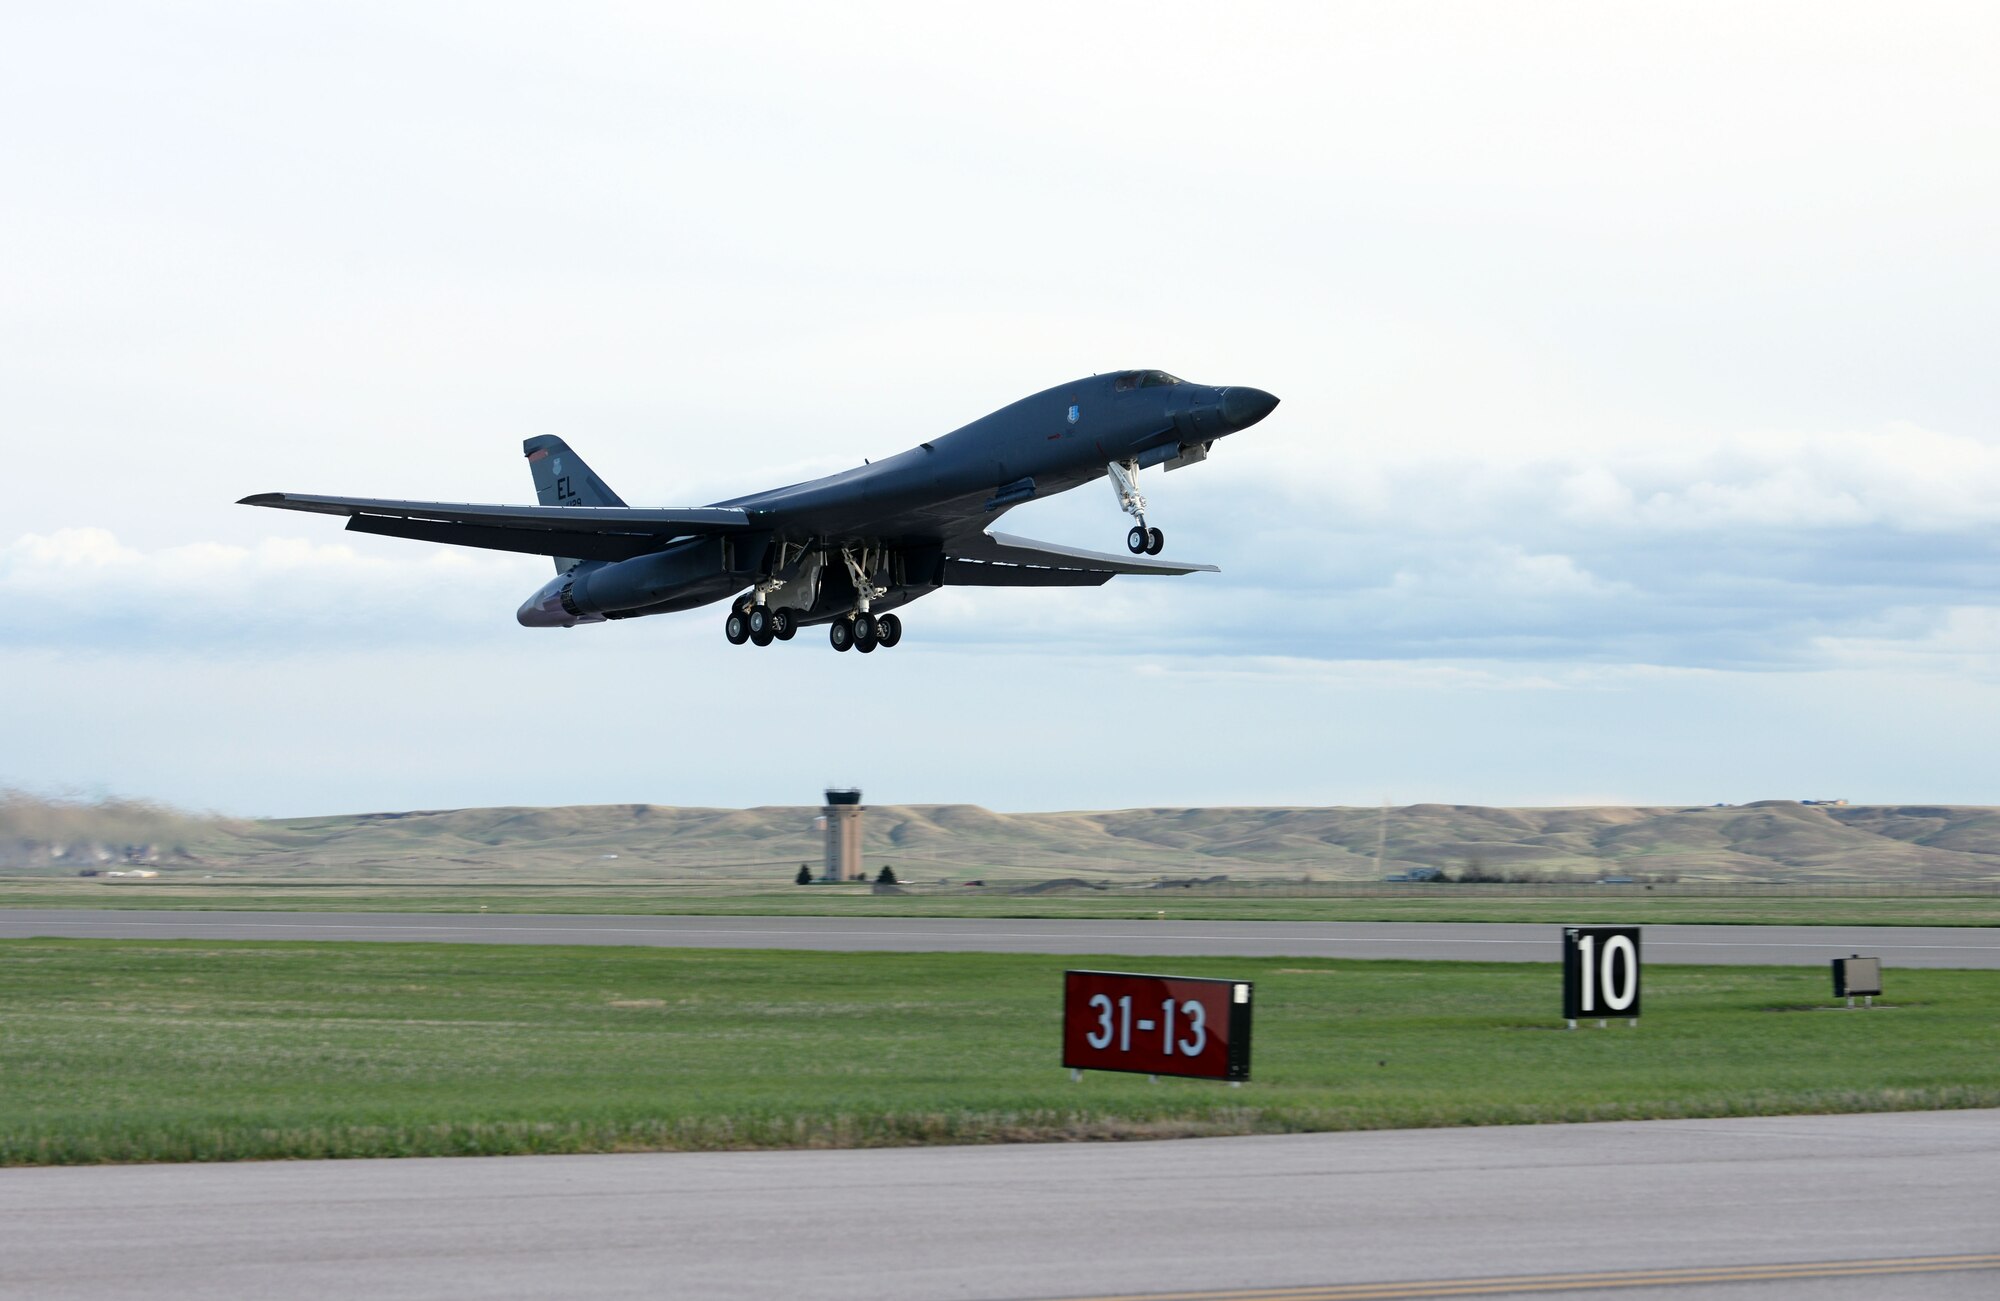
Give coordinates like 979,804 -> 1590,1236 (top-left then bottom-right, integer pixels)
1563,926 -> 1641,1028
1062,970 -> 1253,1083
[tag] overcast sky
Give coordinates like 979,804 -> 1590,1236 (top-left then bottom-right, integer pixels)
4,2 -> 1996,816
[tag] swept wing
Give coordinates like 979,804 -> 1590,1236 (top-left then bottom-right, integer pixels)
238,492 -> 754,563
942,531 -> 1219,587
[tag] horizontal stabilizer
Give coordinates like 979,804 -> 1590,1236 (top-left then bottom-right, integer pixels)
942,530 -> 1219,586
239,492 -> 755,560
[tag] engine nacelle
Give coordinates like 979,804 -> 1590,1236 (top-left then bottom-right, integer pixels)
517,537 -> 735,627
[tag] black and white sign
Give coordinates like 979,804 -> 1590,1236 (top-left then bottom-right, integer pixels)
1832,956 -> 1882,998
1563,926 -> 1642,1020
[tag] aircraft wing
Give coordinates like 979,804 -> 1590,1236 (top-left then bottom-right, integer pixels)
941,531 -> 1219,587
239,492 -> 756,563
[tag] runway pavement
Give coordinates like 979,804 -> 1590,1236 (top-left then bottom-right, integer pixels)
1,909 -> 1998,965
0,1109 -> 1993,1299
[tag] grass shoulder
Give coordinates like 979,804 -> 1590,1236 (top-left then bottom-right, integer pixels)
1,938 -> 1995,1165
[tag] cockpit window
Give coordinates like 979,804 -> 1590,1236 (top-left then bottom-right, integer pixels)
1115,370 -> 1183,391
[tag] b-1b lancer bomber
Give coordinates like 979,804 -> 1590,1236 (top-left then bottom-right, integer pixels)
241,371 -> 1279,652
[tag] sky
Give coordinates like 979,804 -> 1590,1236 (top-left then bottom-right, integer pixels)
3,2 -> 1997,816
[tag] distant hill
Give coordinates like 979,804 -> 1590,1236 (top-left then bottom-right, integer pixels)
4,793 -> 1998,884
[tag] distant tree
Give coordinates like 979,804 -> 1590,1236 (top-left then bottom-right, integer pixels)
795,864 -> 813,885
876,865 -> 898,885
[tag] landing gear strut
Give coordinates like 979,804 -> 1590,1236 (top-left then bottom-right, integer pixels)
1109,460 -> 1164,555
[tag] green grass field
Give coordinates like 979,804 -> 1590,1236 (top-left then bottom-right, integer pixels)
5,880 -> 1999,927
2,939 -> 1995,1166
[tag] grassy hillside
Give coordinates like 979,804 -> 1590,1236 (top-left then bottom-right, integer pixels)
4,792 -> 1999,886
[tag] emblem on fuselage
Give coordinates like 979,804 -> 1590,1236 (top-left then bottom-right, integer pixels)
1067,404 -> 1080,424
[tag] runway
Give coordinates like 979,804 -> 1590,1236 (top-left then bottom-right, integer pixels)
0,1109 -> 1993,1299
1,909 -> 1998,965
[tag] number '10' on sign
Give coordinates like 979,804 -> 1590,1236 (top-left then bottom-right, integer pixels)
1563,925 -> 1642,1023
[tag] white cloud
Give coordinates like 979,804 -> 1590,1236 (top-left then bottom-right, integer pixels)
3,3 -> 1997,810
0,527 -> 531,647
1812,606 -> 2000,680
9,409 -> 1993,676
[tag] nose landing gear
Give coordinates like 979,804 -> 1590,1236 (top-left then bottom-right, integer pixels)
1110,460 -> 1165,554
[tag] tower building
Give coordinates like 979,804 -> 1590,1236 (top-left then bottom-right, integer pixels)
823,788 -> 864,882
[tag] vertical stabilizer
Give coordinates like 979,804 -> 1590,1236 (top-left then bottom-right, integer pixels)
524,436 -> 627,574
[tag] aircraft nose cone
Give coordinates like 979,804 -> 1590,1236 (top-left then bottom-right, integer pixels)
1220,386 -> 1280,430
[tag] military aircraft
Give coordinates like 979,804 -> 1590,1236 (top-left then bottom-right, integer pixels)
240,370 -> 1278,652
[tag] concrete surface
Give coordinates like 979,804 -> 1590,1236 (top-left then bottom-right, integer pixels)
2,910 -> 1998,966
1,1109 -> 1994,1299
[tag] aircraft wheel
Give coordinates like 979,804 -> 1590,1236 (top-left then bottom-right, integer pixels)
1145,527 -> 1165,555
750,622 -> 774,647
855,634 -> 876,653
874,613 -> 902,648
771,608 -> 796,640
747,606 -> 772,638
852,612 -> 876,644
829,619 -> 854,652
1126,526 -> 1147,554
725,610 -> 751,645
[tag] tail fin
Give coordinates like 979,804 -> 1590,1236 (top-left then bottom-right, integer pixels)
524,436 -> 628,574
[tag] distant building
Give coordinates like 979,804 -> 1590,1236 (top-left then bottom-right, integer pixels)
1801,799 -> 1849,807
823,788 -> 864,882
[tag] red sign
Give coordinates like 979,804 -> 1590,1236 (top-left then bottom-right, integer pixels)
1062,970 -> 1253,1081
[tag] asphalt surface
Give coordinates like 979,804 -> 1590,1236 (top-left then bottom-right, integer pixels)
2,909 -> 1998,966
0,1109 -> 1993,1299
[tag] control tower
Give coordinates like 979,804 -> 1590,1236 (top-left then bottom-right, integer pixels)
823,788 -> 864,882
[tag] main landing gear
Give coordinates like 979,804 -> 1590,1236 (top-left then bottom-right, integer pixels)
723,546 -> 908,653
1109,460 -> 1165,555
825,545 -> 902,653
725,603 -> 796,647
830,611 -> 901,654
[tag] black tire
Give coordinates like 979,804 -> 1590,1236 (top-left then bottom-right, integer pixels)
725,611 -> 750,645
874,612 -> 902,648
829,619 -> 853,652
771,608 -> 796,640
747,606 -> 772,637
1127,526 -> 1147,554
750,622 -> 774,647
852,612 -> 876,644
1146,527 -> 1165,555
856,635 -> 876,653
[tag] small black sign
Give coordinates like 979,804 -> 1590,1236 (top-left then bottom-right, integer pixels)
1564,926 -> 1642,1020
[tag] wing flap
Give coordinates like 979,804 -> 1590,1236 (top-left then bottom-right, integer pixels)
344,514 -> 661,563
240,492 -> 755,553
940,531 -> 1219,586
